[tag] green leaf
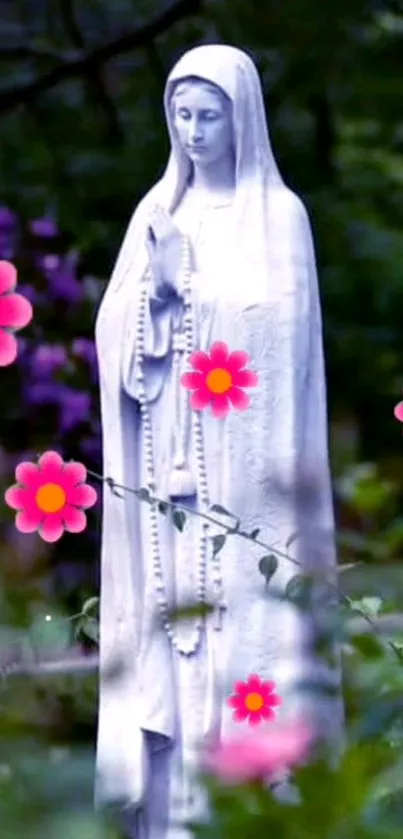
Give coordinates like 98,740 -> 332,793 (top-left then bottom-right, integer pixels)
258,554 -> 278,584
158,501 -> 169,515
349,596 -> 383,617
136,487 -> 151,502
210,504 -> 231,517
168,602 -> 214,623
286,531 -> 299,549
249,528 -> 260,540
212,534 -> 226,556
79,617 -> 99,645
284,574 -> 313,605
350,632 -> 384,659
227,519 -> 241,535
172,509 -> 186,532
81,597 -> 99,617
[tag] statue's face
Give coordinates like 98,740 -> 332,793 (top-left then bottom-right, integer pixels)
172,80 -> 233,170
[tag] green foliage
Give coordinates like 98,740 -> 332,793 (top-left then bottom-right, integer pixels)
1,0 -> 403,836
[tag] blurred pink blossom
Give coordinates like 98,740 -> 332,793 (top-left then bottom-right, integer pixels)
203,722 -> 312,785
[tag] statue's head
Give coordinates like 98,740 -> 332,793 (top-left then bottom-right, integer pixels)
169,76 -> 234,172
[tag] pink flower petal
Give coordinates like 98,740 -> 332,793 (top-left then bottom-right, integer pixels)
37,450 -> 64,482
66,483 -> 97,509
191,388 -> 212,411
233,369 -> 258,388
261,680 -> 277,694
227,350 -> 250,372
63,461 -> 87,486
15,461 -> 41,489
39,513 -> 65,543
189,350 -> 213,374
232,706 -> 249,722
260,706 -> 277,721
15,507 -> 43,533
0,330 -> 17,366
234,680 -> 250,696
249,712 -> 264,726
246,674 -> 263,691
211,393 -> 230,418
0,261 -> 17,294
394,402 -> 403,422
228,387 -> 251,411
62,505 -> 87,533
0,293 -> 33,329
266,695 -> 282,708
180,371 -> 204,390
5,485 -> 32,511
210,342 -> 229,367
227,695 -> 243,709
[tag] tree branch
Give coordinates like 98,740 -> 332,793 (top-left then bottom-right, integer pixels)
0,0 -> 203,113
55,0 -> 124,144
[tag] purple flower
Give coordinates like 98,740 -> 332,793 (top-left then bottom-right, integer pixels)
24,381 -> 62,405
41,252 -> 83,304
0,207 -> 19,259
80,435 -> 101,463
29,217 -> 59,238
59,389 -> 91,432
30,344 -> 67,378
72,338 -> 98,381
17,284 -> 38,306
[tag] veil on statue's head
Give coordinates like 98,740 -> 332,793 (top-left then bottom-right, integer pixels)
162,44 -> 284,210
105,44 -> 298,300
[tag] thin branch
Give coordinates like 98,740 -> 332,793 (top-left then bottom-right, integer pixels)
0,46 -> 59,61
2,653 -> 99,678
55,0 -> 124,144
0,0 -> 203,113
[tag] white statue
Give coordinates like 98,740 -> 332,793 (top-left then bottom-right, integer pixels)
95,44 -> 343,838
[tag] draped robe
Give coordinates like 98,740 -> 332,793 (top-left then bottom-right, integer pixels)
94,44 -> 343,839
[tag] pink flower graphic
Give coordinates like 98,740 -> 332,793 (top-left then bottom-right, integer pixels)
203,722 -> 312,784
394,401 -> 403,423
5,450 -> 97,543
227,674 -> 282,726
180,341 -> 258,419
0,261 -> 33,366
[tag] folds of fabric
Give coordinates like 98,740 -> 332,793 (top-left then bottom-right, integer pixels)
94,44 -> 343,821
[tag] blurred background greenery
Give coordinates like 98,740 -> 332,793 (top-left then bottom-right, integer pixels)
1,0 -> 403,836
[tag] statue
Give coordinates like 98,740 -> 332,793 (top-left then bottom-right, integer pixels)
94,44 -> 343,838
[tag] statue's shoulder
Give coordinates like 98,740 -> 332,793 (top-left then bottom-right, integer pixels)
270,186 -> 310,224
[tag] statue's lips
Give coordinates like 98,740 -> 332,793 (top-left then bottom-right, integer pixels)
186,145 -> 207,152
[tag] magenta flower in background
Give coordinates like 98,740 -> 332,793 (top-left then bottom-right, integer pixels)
203,722 -> 312,785
0,261 -> 33,366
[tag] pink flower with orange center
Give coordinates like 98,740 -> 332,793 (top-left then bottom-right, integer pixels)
0,261 -> 33,366
5,450 -> 97,543
227,674 -> 282,726
180,341 -> 258,419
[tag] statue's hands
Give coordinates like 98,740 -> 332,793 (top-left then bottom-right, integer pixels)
147,206 -> 183,299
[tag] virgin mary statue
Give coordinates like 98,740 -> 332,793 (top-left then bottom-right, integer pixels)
95,44 -> 343,838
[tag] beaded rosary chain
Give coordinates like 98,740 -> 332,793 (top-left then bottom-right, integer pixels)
133,234 -> 224,656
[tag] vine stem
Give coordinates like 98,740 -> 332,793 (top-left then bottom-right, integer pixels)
86,468 -> 403,662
